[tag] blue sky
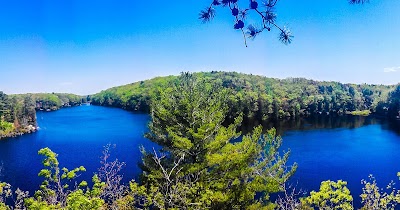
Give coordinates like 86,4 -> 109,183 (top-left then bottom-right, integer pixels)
0,0 -> 399,95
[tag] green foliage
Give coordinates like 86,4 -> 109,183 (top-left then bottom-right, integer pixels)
349,110 -> 371,116
360,174 -> 400,210
91,76 -> 176,112
1,147 -> 400,209
64,175 -> 105,210
0,121 -> 14,135
204,126 -> 297,209
146,72 -> 229,158
0,203 -> 8,210
65,189 -> 104,210
301,180 -> 354,210
0,182 -> 30,210
91,72 -> 396,121
0,182 -> 12,210
141,72 -> 296,209
13,93 -> 84,111
114,181 -> 151,209
25,148 -> 101,209
0,92 -> 36,139
24,198 -> 60,210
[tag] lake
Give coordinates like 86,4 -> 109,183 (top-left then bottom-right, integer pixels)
0,105 -> 156,194
277,117 -> 400,207
1,105 -> 400,208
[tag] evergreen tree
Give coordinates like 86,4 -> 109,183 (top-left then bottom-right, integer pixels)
141,72 -> 297,209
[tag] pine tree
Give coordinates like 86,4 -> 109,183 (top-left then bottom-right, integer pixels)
141,72 -> 297,209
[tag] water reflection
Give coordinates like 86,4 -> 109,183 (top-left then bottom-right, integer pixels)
380,119 -> 400,135
241,115 -> 400,136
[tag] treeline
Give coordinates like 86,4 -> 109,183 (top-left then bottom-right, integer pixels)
0,92 -> 85,139
91,71 -> 398,120
23,93 -> 86,111
91,76 -> 176,112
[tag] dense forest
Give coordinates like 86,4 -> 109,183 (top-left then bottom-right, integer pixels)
0,92 -> 84,139
28,93 -> 86,111
91,72 -> 399,120
1,73 -> 400,209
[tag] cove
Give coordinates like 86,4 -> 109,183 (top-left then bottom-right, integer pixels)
0,105 -> 400,208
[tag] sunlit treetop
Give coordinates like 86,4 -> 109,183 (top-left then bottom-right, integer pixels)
200,0 -> 369,47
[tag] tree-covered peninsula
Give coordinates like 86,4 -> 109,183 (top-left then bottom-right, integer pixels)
0,92 -> 84,139
91,71 -> 399,120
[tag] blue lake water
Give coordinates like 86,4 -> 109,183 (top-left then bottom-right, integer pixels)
0,105 -> 156,194
281,124 -> 400,207
1,105 -> 400,208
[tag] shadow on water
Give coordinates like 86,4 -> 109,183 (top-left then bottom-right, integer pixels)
380,119 -> 400,135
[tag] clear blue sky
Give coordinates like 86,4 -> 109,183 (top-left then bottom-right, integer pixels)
0,0 -> 399,95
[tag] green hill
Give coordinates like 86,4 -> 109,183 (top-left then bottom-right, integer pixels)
91,71 -> 397,121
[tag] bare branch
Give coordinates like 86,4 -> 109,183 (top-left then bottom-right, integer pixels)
276,183 -> 306,210
97,144 -> 126,208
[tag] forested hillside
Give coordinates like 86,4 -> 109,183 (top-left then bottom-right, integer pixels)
0,92 -> 84,139
91,71 -> 398,120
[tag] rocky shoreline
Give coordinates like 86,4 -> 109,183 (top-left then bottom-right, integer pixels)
0,125 -> 38,140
